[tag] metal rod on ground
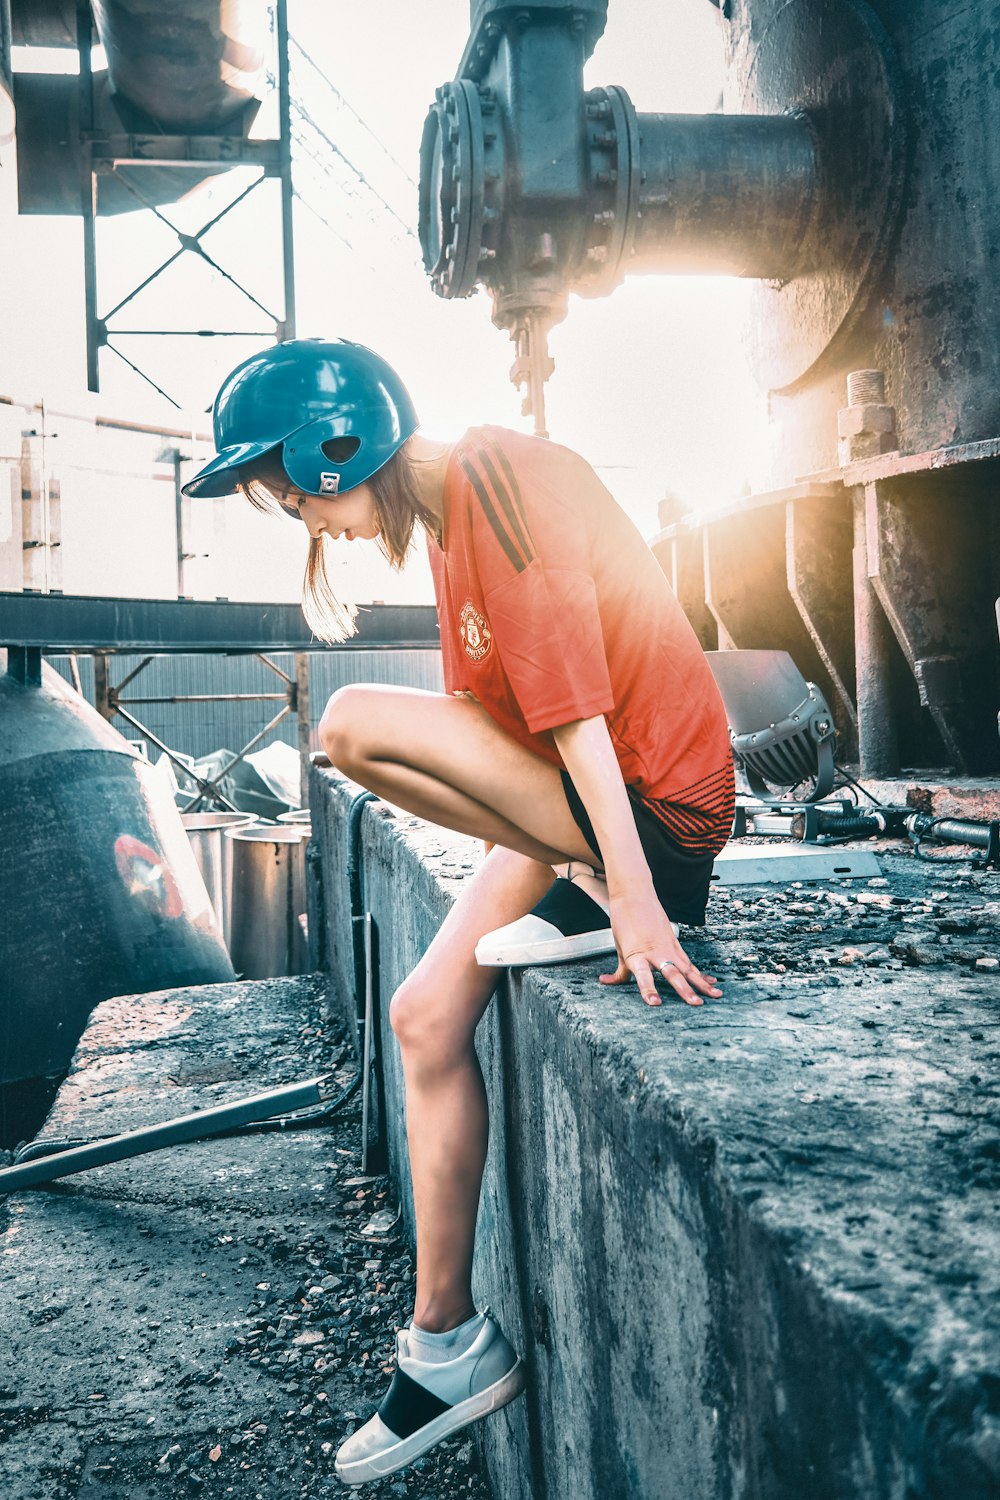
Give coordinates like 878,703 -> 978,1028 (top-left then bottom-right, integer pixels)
0,1077 -> 330,1193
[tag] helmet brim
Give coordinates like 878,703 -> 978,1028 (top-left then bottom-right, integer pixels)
181,440 -> 283,499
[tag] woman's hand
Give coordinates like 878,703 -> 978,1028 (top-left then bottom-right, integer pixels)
600,886 -> 722,1007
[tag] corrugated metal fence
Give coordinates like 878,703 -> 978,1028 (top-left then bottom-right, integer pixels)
46,649 -> 444,760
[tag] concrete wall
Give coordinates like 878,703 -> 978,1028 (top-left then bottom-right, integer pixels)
311,768 -> 1000,1500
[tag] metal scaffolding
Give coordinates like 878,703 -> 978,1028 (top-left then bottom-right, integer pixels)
75,0 -> 297,406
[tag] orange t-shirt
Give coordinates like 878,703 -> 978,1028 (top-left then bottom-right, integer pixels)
428,425 -> 734,857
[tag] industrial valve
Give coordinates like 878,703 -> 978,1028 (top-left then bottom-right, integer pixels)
419,0 -> 904,433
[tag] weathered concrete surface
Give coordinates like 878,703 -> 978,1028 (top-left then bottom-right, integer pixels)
0,975 -> 491,1499
313,767 -> 1000,1500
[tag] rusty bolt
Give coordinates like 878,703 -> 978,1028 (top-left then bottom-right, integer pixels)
847,369 -> 885,405
838,369 -> 897,464
838,404 -> 896,439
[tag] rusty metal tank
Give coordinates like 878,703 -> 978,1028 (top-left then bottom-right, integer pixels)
0,655 -> 234,1137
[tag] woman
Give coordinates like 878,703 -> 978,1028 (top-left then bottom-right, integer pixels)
183,337 -> 734,1487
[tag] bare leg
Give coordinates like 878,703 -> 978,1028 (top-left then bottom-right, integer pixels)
318,686 -> 594,1331
390,847 -> 555,1331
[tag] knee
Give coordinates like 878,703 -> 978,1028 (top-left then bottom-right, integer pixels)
389,976 -> 469,1066
388,976 -> 429,1052
317,684 -> 374,774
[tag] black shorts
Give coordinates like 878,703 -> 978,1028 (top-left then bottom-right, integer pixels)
560,771 -> 716,927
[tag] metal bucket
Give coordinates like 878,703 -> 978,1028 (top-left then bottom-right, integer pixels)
225,824 -> 310,979
277,809 -> 311,826
180,812 -> 256,949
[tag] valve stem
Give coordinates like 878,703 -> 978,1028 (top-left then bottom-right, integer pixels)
509,313 -> 555,438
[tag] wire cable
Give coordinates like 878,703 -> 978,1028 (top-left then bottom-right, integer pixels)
283,89 -> 416,238
288,34 -> 417,188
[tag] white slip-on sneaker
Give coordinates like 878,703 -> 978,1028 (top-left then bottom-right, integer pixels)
475,877 -> 614,966
475,872 -> 680,968
334,1306 -> 525,1487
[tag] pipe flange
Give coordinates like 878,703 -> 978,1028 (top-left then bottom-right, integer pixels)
578,84 -> 639,297
419,79 -> 501,300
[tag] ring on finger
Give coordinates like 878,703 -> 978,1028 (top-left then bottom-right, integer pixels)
658,959 -> 677,970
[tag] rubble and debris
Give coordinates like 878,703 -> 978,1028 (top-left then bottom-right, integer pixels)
0,977 -> 490,1500
697,846 -> 998,983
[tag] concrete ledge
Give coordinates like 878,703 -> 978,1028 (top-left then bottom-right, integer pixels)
313,768 -> 1000,1500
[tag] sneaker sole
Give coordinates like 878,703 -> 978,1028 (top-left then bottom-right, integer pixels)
334,1358 -> 526,1486
474,928 -> 615,967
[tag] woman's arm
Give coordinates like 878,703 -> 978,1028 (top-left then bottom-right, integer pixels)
551,715 -> 721,1008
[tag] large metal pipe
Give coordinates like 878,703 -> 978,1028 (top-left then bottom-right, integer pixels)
90,0 -> 264,131
631,112 -> 817,278
12,0 -> 269,214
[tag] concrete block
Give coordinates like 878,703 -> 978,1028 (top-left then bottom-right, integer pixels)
310,767 -> 1000,1500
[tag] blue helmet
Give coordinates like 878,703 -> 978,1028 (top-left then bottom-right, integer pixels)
181,338 -> 419,499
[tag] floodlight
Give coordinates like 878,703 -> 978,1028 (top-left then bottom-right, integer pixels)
705,650 -> 837,804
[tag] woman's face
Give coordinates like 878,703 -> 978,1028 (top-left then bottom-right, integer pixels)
263,477 -> 380,543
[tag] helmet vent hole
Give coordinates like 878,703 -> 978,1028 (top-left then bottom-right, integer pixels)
321,437 -> 361,464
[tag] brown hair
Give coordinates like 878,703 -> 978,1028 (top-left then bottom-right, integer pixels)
237,441 -> 440,644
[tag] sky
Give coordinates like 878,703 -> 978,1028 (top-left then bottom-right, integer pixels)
0,0 -> 769,607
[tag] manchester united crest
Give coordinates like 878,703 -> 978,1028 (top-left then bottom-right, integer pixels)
459,599 -> 493,662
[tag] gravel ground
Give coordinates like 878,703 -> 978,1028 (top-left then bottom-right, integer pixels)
693,841 -> 999,981
0,983 -> 494,1500
184,1147 -> 495,1500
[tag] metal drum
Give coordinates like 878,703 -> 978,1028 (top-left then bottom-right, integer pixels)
180,812 -> 256,949
226,824 -> 310,979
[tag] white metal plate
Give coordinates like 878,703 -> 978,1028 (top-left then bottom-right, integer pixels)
711,842 -> 882,885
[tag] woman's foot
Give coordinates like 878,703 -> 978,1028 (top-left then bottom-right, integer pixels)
474,864 -> 680,968
474,875 -> 615,966
334,1307 -> 525,1487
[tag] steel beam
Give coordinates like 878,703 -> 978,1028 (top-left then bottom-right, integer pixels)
0,594 -> 441,653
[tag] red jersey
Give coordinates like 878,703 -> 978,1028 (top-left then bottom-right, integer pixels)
428,425 -> 734,857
